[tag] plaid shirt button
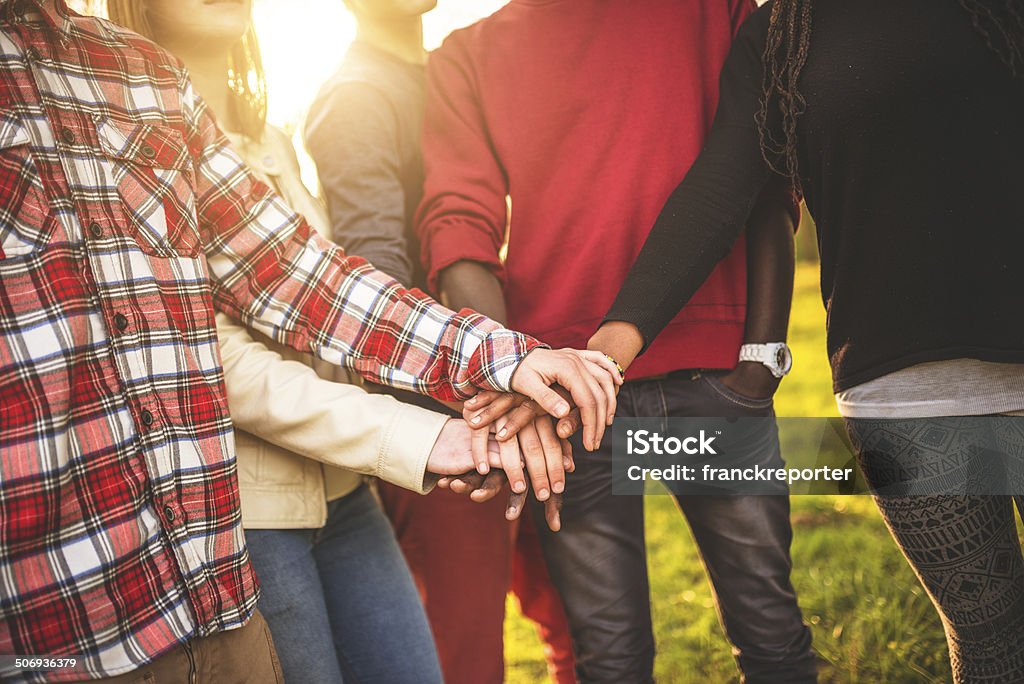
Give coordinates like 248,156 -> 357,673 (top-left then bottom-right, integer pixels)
114,313 -> 128,331
59,127 -> 75,144
163,506 -> 175,523
140,409 -> 154,427
88,222 -> 102,238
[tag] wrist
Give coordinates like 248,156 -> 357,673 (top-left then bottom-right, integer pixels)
722,361 -> 781,398
738,341 -> 792,379
588,322 -> 643,371
734,360 -> 778,379
509,346 -> 543,395
392,409 -> 451,494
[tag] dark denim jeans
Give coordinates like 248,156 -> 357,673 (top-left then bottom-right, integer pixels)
245,484 -> 443,684
530,370 -> 817,684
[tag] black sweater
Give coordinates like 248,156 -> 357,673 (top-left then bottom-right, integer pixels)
606,0 -> 1024,391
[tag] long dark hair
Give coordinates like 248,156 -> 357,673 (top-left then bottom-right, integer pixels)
756,0 -> 1024,192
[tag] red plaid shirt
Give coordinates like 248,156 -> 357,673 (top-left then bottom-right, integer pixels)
0,2 -> 541,681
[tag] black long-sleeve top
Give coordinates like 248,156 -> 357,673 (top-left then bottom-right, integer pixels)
606,0 -> 1024,391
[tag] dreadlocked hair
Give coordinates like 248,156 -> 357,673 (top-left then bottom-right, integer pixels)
98,0 -> 269,142
959,0 -> 1024,74
756,0 -> 1024,194
754,0 -> 813,194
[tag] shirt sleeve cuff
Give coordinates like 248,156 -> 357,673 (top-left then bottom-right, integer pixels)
377,404 -> 451,494
467,329 -> 548,393
423,224 -> 505,293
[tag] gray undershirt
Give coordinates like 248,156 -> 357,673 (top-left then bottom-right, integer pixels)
835,359 -> 1024,419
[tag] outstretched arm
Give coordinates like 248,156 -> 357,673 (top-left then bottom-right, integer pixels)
217,313 -> 531,491
216,313 -> 447,492
178,70 -> 614,430
590,8 -> 777,363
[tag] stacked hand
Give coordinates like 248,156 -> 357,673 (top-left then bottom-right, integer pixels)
427,349 -> 623,531
504,348 -> 623,451
423,416 -> 569,530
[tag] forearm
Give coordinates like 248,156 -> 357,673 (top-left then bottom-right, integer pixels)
589,147 -> 780,374
742,187 -> 795,345
439,260 -> 507,325
596,21 -> 777,360
587,321 -> 644,373
185,83 -> 534,400
217,313 -> 449,493
601,125 -> 771,351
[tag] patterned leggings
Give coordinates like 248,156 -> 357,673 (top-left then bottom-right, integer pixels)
846,416 -> 1024,683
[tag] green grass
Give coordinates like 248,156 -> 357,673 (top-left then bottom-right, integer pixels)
503,263 -> 1023,683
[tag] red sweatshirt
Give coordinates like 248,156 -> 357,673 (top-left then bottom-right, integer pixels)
418,0 -> 756,379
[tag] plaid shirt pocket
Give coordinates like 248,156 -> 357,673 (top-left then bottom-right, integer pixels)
0,113 -> 54,259
96,117 -> 201,258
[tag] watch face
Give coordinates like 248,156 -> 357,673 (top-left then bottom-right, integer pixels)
773,344 -> 793,375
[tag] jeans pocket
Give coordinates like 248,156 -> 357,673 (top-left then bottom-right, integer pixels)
701,372 -> 775,410
96,117 -> 201,258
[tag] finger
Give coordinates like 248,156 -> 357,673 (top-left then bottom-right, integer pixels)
464,390 -> 497,410
561,437 -> 575,473
448,478 -> 476,495
494,401 -> 542,442
544,493 -> 563,532
470,470 -> 507,503
579,361 -> 609,444
526,359 -> 594,449
557,358 -> 600,451
471,426 -> 491,475
448,472 -> 485,495
570,357 -> 606,451
486,432 -> 504,468
436,476 -> 452,489
506,490 -> 528,521
556,408 -> 582,440
465,392 -> 521,428
585,360 -> 619,425
535,417 -> 566,494
517,372 -> 573,420
497,420 -> 527,495
579,350 -> 625,386
518,422 -> 551,501
542,386 -> 582,441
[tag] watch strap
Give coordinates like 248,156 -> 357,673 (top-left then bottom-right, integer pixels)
738,343 -> 792,378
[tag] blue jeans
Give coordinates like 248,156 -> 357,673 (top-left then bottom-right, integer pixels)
245,484 -> 443,684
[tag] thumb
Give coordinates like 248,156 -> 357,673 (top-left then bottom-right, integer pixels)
517,374 -> 571,419
556,408 -> 582,439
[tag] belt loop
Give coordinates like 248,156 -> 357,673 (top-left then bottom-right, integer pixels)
183,639 -> 197,684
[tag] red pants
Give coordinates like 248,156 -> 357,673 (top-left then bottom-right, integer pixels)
379,484 -> 576,684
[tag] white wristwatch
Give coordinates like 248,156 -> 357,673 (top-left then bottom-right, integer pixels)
738,342 -> 793,379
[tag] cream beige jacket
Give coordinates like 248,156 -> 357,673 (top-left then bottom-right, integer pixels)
221,127 -> 448,529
